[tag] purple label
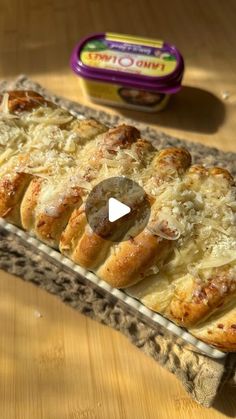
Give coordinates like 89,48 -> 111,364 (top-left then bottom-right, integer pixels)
105,40 -> 156,56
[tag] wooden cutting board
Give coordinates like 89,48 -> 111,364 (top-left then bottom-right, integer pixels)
0,269 -> 235,419
0,0 -> 236,417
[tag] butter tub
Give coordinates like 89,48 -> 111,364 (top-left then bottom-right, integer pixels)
70,33 -> 184,112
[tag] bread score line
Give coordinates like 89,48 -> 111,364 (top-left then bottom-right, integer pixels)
0,90 -> 235,351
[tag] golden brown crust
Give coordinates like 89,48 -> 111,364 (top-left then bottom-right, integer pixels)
154,147 -> 192,174
72,230 -> 111,269
98,232 -> 171,288
195,329 -> 236,351
0,90 -> 55,113
188,165 -> 209,176
134,139 -> 155,157
187,165 -> 234,185
102,124 -> 140,148
0,171 -> 33,225
34,187 -> 83,248
190,307 -> 236,351
59,208 -> 88,255
70,118 -> 108,141
209,167 -> 235,184
166,270 -> 236,327
20,177 -> 44,230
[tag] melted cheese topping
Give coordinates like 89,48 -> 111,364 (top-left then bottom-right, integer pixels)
129,172 -> 236,310
36,132 -> 156,215
1,94 -> 236,307
0,98 -> 107,178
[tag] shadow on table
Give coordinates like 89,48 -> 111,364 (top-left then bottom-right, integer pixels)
213,382 -> 236,417
116,85 -> 226,135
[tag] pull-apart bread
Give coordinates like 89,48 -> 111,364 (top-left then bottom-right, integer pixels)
0,90 -> 235,351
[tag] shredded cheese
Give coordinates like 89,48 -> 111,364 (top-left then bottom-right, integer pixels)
0,93 -> 9,114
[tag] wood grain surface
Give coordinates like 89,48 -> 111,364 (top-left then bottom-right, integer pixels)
0,1 -> 236,418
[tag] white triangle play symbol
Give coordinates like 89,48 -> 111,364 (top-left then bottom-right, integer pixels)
108,197 -> 131,223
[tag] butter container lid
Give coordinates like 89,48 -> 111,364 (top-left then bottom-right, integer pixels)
71,33 -> 184,93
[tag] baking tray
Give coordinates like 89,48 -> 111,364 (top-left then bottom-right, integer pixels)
0,218 -> 226,359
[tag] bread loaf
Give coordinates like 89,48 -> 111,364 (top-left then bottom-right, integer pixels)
0,90 -> 235,351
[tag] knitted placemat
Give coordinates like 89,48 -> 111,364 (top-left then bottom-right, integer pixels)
0,75 -> 235,408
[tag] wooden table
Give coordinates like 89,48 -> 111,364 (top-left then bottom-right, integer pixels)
0,1 -> 236,418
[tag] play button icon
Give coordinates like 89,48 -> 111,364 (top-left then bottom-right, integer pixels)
85,177 -> 151,242
108,198 -> 131,222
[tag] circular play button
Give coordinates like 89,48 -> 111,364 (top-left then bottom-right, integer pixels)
85,177 -> 151,242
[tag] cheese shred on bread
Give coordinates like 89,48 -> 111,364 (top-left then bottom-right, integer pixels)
0,90 -> 235,351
